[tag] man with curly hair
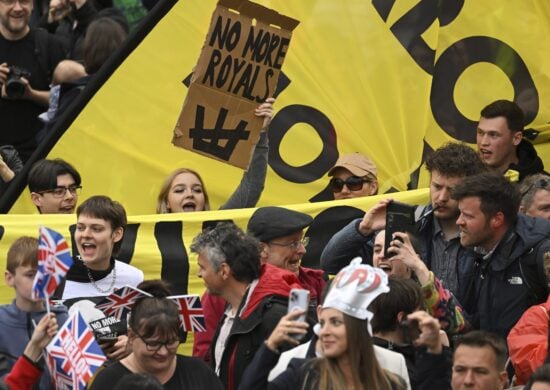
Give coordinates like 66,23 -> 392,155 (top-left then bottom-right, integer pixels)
321,143 -> 486,305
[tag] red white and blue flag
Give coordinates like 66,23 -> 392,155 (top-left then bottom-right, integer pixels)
95,285 -> 152,320
168,295 -> 206,333
32,226 -> 73,299
45,310 -> 106,390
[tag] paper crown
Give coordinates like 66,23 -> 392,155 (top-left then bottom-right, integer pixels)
322,258 -> 389,320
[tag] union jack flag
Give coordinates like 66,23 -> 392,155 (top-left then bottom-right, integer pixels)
95,285 -> 151,320
45,310 -> 106,390
168,295 -> 206,333
32,226 -> 73,299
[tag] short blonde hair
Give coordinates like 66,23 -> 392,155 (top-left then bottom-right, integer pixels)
6,236 -> 38,274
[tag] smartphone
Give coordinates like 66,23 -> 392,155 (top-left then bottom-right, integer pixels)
384,201 -> 417,258
288,288 -> 309,340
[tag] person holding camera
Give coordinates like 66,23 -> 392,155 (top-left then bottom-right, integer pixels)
0,0 -> 65,162
369,278 -> 453,390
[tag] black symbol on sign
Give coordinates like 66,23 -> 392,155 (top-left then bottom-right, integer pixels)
189,105 -> 250,161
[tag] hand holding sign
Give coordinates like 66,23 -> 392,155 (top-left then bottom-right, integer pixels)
173,0 -> 298,169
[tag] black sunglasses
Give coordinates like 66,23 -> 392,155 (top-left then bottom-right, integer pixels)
329,176 -> 370,193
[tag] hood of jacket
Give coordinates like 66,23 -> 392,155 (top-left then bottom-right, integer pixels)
240,263 -> 301,319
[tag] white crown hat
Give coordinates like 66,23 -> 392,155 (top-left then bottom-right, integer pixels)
322,258 -> 389,320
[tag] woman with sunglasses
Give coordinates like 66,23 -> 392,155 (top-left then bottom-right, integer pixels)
88,280 -> 223,389
327,153 -> 378,200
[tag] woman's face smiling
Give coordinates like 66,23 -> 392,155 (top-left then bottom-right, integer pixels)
131,328 -> 179,374
319,308 -> 348,359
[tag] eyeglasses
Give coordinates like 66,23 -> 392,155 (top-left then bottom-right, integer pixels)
0,0 -> 32,6
134,331 -> 179,352
329,176 -> 370,193
38,185 -> 82,198
269,236 -> 309,251
521,178 -> 549,198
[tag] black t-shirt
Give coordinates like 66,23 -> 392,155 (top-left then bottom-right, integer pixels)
0,29 -> 65,161
88,354 -> 223,390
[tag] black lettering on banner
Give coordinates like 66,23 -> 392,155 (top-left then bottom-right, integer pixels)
154,221 -> 189,296
269,104 -> 338,183
302,206 -> 365,269
430,36 -> 539,143
0,225 -> 4,241
372,0 -> 463,74
189,105 -> 250,161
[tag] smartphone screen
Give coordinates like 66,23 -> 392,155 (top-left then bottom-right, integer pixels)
384,201 -> 417,257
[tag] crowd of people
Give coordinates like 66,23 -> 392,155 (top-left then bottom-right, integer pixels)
1,8 -> 550,386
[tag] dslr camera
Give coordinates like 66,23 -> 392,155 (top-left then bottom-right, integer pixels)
5,66 -> 31,99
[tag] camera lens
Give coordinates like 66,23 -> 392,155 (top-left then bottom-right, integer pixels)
5,79 -> 26,99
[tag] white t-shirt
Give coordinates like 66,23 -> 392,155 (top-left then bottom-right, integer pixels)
62,260 -> 144,300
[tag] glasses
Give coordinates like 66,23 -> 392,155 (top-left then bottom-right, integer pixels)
521,179 -> 549,198
0,0 -> 32,6
269,236 -> 309,251
134,331 -> 179,352
38,185 -> 82,198
329,176 -> 370,193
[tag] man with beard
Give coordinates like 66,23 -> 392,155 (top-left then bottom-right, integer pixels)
321,142 -> 485,304
452,171 -> 550,338
0,0 -> 65,162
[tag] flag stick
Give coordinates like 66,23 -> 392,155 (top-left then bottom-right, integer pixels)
44,293 -> 51,314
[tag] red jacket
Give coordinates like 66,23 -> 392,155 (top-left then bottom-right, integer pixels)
507,296 -> 550,385
192,265 -> 323,361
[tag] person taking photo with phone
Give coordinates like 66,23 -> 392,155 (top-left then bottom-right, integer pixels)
321,143 -> 486,308
238,260 -> 408,390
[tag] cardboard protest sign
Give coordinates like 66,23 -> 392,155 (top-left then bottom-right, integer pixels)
173,0 -> 299,169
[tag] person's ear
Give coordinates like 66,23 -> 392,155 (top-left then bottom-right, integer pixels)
220,262 -> 230,280
5,271 -> 14,287
370,180 -> 379,195
259,243 -> 269,263
31,192 -> 42,208
396,311 -> 407,324
512,130 -> 523,146
490,211 -> 505,230
498,370 -> 508,389
111,227 -> 124,243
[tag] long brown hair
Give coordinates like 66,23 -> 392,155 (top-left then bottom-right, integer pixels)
156,168 -> 211,213
315,314 -> 402,390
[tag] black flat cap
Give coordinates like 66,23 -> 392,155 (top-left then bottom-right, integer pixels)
247,206 -> 313,242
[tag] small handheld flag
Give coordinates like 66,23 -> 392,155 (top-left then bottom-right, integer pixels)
168,295 -> 206,333
95,285 -> 152,320
45,310 -> 106,390
32,226 -> 73,300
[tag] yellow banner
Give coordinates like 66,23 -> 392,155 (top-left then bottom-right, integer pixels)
7,0 -> 549,214
0,190 -> 428,353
